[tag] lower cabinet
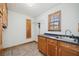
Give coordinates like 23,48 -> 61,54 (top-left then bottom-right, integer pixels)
47,39 -> 58,56
38,36 -> 47,55
38,35 -> 79,56
2,3 -> 8,26
58,41 -> 79,56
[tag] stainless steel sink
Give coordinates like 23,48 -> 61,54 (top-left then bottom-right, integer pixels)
55,36 -> 78,43
44,34 -> 79,43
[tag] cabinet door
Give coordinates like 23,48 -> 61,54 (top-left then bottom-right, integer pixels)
47,39 -> 58,56
0,16 -> 2,50
0,3 -> 3,15
59,46 -> 78,56
38,36 -> 47,55
2,3 -> 8,26
47,43 -> 57,56
58,42 -> 79,56
38,36 -> 42,51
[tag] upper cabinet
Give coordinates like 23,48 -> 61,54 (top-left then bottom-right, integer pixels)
0,4 -> 3,50
48,10 -> 61,31
2,3 -> 8,26
0,3 -> 8,29
0,9 -> 3,50
0,3 -> 8,50
0,4 -> 3,18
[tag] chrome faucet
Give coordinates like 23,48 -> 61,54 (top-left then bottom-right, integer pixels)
65,29 -> 72,37
64,29 -> 77,42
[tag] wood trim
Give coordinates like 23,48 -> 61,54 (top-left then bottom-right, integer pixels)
48,10 -> 61,31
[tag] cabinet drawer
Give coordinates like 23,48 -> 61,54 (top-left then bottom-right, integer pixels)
38,36 -> 46,40
47,38 -> 57,45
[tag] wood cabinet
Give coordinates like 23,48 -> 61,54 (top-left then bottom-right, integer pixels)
47,39 -> 58,56
38,36 -> 47,55
38,35 -> 79,56
0,3 -> 8,28
58,41 -> 79,56
2,3 -> 8,26
0,15 -> 2,50
0,3 -> 8,50
0,4 -> 3,15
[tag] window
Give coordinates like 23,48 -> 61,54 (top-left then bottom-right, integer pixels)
48,10 -> 61,31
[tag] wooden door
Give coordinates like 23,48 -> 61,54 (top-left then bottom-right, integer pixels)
38,36 -> 47,55
0,16 -> 2,50
26,19 -> 31,38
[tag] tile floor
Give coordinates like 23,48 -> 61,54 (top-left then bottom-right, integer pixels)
0,42 -> 44,56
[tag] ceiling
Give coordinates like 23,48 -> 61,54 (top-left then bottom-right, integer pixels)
8,3 -> 58,18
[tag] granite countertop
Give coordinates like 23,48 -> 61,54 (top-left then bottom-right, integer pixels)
38,35 -> 79,45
